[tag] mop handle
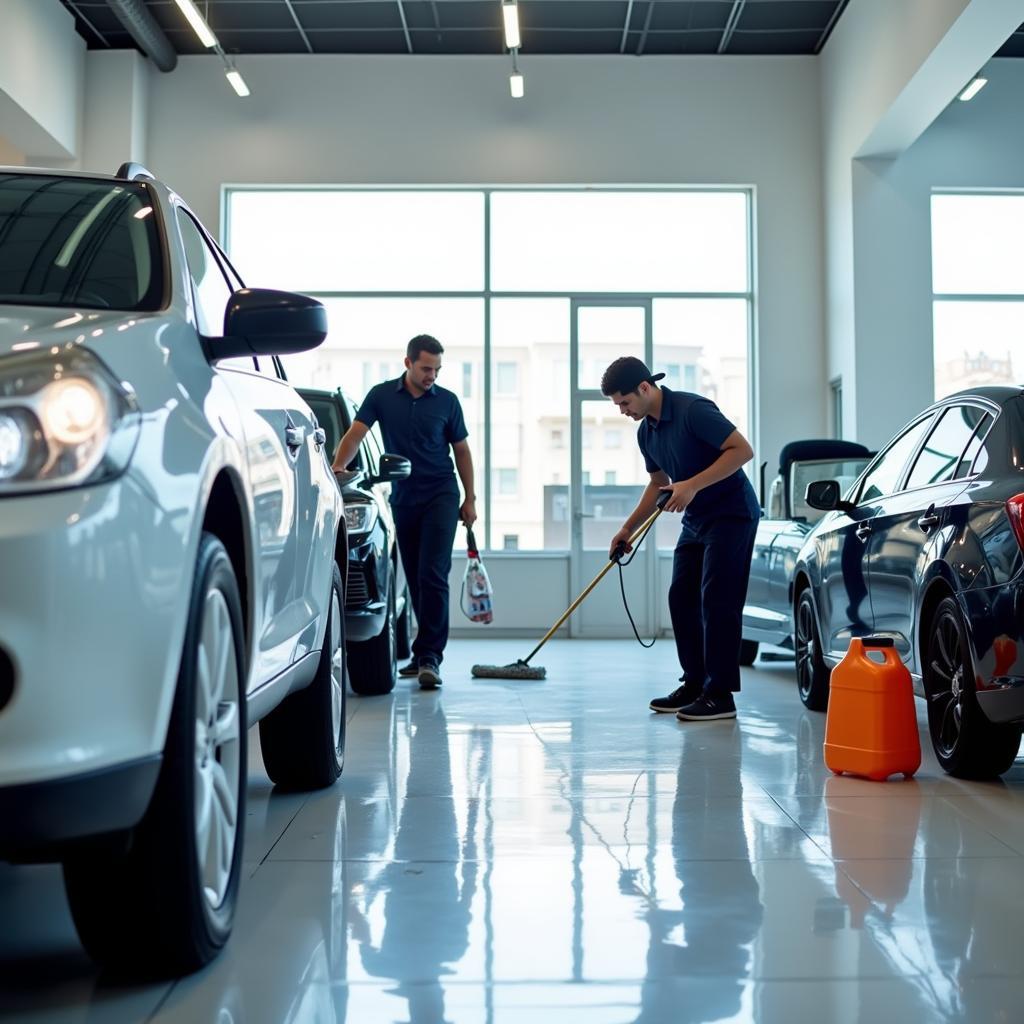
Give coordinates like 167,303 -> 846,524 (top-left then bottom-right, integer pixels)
520,505 -> 665,666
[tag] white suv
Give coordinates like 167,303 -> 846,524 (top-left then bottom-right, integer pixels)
0,165 -> 348,975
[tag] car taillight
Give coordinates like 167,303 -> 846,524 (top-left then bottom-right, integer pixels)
1006,494 -> 1024,550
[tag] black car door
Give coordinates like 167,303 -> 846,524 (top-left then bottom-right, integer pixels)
864,405 -> 990,660
816,415 -> 935,660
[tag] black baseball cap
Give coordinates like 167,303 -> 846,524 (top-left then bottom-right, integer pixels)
600,356 -> 665,396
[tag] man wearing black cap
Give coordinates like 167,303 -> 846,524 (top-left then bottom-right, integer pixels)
601,356 -> 760,721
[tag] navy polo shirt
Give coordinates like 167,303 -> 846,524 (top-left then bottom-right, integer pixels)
355,375 -> 468,507
638,386 -> 760,522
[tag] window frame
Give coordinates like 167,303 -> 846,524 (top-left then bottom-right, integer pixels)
902,401 -> 997,493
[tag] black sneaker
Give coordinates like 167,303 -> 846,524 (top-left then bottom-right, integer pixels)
418,660 -> 442,690
649,682 -> 701,714
398,660 -> 418,678
676,694 -> 737,721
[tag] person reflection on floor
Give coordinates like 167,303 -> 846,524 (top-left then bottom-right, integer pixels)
633,724 -> 763,1022
352,699 -> 479,1024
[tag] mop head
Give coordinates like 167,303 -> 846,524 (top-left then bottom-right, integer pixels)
471,659 -> 546,680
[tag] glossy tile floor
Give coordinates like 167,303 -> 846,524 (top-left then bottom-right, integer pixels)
5,639 -> 1024,1023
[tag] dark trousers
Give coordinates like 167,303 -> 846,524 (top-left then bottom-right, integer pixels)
670,515 -> 758,697
393,492 -> 459,666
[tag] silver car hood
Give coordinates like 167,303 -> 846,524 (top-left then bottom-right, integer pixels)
0,305 -> 156,359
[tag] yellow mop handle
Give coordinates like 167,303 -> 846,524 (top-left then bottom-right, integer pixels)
520,506 -> 664,665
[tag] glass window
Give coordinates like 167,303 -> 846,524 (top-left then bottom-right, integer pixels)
496,361 -> 518,395
496,468 -> 518,495
653,298 -> 749,547
490,191 -> 748,293
604,428 -> 623,449
857,417 -> 933,503
954,413 -> 993,479
932,194 -> 1024,295
489,299 -> 570,550
905,405 -> 988,490
177,210 -> 233,337
0,173 -> 163,311
226,190 -> 484,292
932,300 -> 1024,399
462,361 -> 473,398
576,305 -> 645,390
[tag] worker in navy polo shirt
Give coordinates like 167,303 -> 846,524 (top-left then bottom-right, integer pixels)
332,335 -> 476,690
603,357 -> 760,721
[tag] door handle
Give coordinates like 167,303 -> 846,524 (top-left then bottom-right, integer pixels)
285,425 -> 305,450
313,427 -> 326,449
917,511 -> 940,532
855,522 -> 872,542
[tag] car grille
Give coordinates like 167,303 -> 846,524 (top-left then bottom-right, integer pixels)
345,569 -> 371,607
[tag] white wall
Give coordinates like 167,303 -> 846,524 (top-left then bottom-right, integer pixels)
81,50 -> 150,175
145,53 -> 826,472
819,0 -> 1024,448
0,0 -> 83,160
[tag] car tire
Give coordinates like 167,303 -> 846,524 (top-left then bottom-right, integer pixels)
795,588 -> 830,711
349,565 -> 398,696
259,563 -> 346,790
739,639 -> 759,667
395,581 -> 412,661
923,596 -> 1021,779
63,532 -> 246,976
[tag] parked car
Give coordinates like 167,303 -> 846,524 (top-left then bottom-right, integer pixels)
298,386 -> 412,696
743,440 -> 872,669
0,165 -> 348,975
794,388 -> 1024,778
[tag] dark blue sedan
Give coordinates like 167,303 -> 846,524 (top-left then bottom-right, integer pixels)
795,387 -> 1024,778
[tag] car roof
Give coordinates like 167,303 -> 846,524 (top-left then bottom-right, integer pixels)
936,385 -> 1024,406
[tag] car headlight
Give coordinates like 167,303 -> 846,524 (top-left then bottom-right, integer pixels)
0,348 -> 140,493
344,501 -> 379,536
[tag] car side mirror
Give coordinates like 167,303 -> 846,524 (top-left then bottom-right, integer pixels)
373,453 -> 411,484
805,479 -> 854,514
216,288 -> 327,359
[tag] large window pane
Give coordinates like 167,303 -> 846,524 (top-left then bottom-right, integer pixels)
226,190 -> 484,292
490,299 -> 570,550
282,297 -> 485,547
652,298 -> 749,547
932,194 -> 1024,295
490,191 -> 748,293
576,306 -> 645,390
933,300 -> 1024,399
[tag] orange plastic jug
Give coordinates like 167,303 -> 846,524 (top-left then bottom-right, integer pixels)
823,637 -> 921,781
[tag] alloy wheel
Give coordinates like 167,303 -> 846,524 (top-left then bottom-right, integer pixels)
795,596 -> 817,701
194,588 -> 241,911
928,606 -> 965,759
329,588 -> 344,757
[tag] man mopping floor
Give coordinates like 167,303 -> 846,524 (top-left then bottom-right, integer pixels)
602,357 -> 760,722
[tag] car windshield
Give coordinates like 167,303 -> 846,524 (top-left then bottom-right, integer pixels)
791,458 -> 871,523
0,173 -> 163,312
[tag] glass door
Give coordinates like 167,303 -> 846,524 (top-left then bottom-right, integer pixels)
569,299 -> 656,637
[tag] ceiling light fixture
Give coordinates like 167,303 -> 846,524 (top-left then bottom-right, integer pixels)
172,0 -> 219,49
958,76 -> 987,102
509,49 -> 524,99
502,0 -> 521,51
225,67 -> 251,97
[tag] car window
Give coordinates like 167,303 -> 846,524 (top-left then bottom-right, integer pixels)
303,395 -> 351,469
176,209 -> 233,337
953,412 -> 994,479
905,406 -> 988,489
857,416 -> 933,504
0,173 -> 163,311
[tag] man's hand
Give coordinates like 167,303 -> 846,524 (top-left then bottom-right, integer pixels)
659,480 -> 699,513
460,498 -> 478,528
608,525 -> 633,560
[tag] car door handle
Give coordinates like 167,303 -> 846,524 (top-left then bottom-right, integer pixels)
285,425 -> 305,450
313,427 -> 326,449
917,511 -> 940,531
855,522 -> 872,542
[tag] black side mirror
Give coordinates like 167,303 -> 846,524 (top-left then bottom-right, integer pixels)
216,288 -> 327,359
374,453 -> 411,484
805,479 -> 854,514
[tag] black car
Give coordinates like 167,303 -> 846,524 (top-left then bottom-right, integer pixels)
299,387 -> 412,696
794,387 -> 1024,778
743,440 -> 872,664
